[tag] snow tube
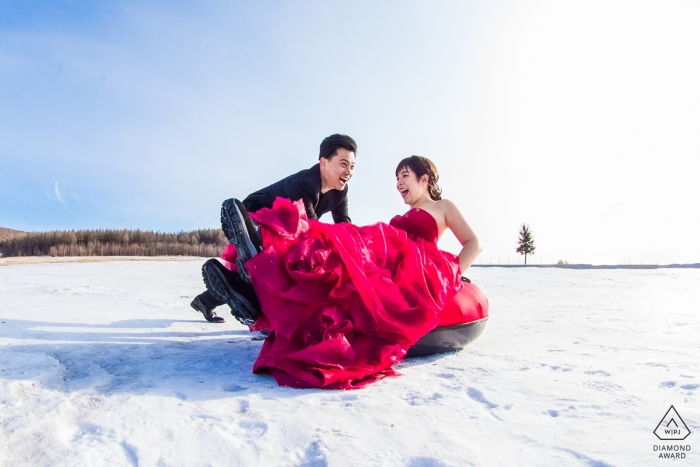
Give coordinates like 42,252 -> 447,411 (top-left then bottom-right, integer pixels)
407,278 -> 489,357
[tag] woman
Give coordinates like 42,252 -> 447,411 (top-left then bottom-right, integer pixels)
394,156 -> 482,272
245,156 -> 482,389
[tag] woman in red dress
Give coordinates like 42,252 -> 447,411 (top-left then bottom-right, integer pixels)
245,156 -> 483,389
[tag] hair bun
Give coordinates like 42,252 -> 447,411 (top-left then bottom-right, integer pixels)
429,182 -> 442,201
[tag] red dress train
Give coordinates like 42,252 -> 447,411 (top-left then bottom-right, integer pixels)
246,198 -> 468,389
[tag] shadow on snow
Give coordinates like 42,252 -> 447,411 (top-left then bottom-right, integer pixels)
0,318 -> 277,400
0,318 -> 447,399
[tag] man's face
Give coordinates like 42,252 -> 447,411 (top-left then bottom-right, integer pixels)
320,148 -> 355,192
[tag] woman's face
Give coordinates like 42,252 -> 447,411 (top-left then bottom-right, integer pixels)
396,166 -> 428,205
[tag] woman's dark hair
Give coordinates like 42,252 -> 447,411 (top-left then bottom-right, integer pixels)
395,155 -> 442,201
319,134 -> 357,160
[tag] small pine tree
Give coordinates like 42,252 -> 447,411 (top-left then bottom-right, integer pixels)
516,223 -> 536,265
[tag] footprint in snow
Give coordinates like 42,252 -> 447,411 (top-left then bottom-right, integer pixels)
121,441 -> 139,467
660,381 -> 676,388
238,399 -> 250,413
435,372 -> 455,380
298,440 -> 329,467
321,393 -> 358,406
557,447 -> 615,467
466,387 -> 498,409
237,419 -> 267,438
405,391 -> 444,406
223,383 -> 247,392
406,456 -> 453,467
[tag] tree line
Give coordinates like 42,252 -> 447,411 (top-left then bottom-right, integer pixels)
0,228 -> 227,258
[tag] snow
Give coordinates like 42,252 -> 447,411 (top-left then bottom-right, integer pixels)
1,259 -> 698,466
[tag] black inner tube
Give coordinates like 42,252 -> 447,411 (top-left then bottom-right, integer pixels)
406,317 -> 488,358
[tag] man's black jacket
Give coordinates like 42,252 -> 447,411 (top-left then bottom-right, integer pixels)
242,163 -> 350,223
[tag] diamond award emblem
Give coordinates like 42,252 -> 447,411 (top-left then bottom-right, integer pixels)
654,405 -> 691,441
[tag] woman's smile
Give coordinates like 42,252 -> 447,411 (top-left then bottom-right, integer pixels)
396,167 -> 425,205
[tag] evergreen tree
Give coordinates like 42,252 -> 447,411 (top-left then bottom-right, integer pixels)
516,223 -> 536,264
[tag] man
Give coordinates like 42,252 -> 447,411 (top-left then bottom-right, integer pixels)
191,134 -> 357,324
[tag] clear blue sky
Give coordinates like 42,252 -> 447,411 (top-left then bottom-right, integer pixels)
2,1 -> 699,264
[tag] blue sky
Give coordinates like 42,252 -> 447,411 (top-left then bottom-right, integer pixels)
2,1 -> 699,264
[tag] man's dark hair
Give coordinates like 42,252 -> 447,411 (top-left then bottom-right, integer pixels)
319,134 -> 357,161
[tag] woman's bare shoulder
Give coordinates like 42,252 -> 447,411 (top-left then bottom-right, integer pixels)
437,198 -> 477,245
436,198 -> 460,213
437,198 -> 469,227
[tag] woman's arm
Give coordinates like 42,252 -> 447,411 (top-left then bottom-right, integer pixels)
441,199 -> 482,272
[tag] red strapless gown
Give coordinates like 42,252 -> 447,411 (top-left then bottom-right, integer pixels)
246,198 -> 465,389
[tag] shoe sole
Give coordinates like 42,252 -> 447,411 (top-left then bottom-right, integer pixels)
234,199 -> 262,253
221,198 -> 257,283
202,260 -> 258,326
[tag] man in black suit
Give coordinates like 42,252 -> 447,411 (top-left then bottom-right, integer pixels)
191,134 -> 357,324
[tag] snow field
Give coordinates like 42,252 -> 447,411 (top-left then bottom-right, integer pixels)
0,260 -> 698,466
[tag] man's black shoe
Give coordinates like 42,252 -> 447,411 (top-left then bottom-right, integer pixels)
190,295 -> 225,323
201,259 -> 259,326
221,198 -> 260,283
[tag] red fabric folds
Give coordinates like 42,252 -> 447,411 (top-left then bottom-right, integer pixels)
247,198 -> 464,389
220,244 -> 239,272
